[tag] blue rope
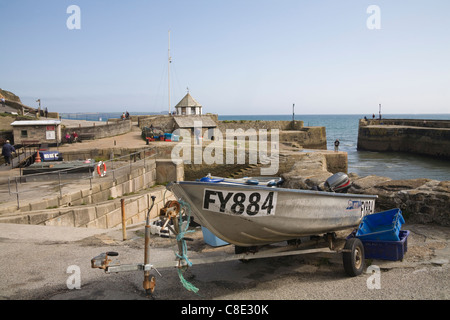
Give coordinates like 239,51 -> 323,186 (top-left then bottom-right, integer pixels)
177,269 -> 199,294
175,200 -> 199,294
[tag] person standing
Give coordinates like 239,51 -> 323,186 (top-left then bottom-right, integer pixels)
2,140 -> 16,166
334,139 -> 340,152
194,128 -> 201,145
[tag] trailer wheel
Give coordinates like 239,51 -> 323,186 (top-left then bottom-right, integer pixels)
343,238 -> 365,277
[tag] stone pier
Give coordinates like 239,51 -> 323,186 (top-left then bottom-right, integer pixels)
357,118 -> 450,159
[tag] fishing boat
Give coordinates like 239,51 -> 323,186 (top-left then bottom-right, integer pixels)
22,159 -> 95,175
166,176 -> 378,247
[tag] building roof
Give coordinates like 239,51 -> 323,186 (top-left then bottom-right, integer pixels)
11,120 -> 61,126
174,115 -> 217,128
175,93 -> 202,108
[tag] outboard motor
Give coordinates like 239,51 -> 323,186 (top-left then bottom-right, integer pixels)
325,172 -> 351,193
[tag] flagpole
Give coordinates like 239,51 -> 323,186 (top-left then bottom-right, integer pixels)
168,30 -> 172,115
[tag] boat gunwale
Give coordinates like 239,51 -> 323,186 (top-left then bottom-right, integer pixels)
169,181 -> 378,199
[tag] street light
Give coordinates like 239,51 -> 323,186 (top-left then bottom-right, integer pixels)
292,103 -> 295,121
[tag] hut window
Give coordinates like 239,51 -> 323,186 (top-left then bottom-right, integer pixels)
21,130 -> 28,137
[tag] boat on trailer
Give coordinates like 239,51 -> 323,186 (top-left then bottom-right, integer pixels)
167,176 -> 377,247
91,174 -> 378,294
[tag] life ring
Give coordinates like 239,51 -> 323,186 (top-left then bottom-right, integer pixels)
97,161 -> 107,177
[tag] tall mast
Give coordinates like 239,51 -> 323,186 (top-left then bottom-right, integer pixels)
168,30 -> 172,115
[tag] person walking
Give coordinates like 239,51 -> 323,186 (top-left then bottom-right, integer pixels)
2,140 -> 16,166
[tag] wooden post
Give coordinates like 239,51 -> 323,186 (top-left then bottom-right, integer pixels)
121,198 -> 127,241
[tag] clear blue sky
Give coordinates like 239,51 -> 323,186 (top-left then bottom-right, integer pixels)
1,0 -> 449,115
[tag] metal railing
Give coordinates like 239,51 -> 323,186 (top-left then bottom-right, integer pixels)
0,143 -> 39,169
6,146 -> 157,210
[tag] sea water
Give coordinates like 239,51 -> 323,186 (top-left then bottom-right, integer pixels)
60,112 -> 450,181
218,114 -> 450,181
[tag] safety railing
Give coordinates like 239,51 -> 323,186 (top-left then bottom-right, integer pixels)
6,146 -> 157,210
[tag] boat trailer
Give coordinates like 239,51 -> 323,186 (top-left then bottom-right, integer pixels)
91,197 -> 366,295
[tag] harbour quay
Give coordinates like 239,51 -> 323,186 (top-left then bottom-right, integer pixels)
357,119 -> 450,159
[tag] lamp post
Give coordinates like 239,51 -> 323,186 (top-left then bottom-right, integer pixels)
36,99 -> 41,118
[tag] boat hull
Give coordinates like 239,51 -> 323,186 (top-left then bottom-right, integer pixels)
168,181 -> 377,247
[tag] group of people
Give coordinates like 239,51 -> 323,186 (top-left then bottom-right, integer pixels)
364,113 -> 382,121
65,131 -> 79,143
121,111 -> 130,120
38,107 -> 49,118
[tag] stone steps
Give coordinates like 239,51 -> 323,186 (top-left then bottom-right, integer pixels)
0,158 -> 183,229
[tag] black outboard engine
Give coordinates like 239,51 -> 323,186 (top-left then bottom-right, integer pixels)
325,172 -> 351,193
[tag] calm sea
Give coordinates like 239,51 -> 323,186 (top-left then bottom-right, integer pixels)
219,114 -> 450,181
60,112 -> 450,181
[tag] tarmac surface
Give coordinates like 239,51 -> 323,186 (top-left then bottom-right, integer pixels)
1,120 -> 449,304
0,221 -> 449,302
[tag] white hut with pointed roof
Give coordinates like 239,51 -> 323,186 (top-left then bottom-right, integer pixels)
175,92 -> 202,116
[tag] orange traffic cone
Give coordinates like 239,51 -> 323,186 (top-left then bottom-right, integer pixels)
35,151 -> 41,163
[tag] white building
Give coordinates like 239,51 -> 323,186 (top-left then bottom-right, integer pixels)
175,92 -> 202,116
11,120 -> 62,146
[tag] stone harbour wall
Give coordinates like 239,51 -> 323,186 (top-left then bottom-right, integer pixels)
65,119 -> 132,140
0,158 -> 183,228
347,176 -> 450,226
280,152 -> 450,226
1,186 -> 175,229
217,120 -> 303,131
357,119 -> 450,159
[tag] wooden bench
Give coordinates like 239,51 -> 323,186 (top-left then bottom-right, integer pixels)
78,133 -> 95,142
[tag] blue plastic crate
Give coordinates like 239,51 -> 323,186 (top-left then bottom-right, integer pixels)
362,230 -> 410,261
201,226 -> 229,247
356,208 -> 405,241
